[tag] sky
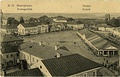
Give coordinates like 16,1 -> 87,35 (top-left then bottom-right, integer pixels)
1,0 -> 120,13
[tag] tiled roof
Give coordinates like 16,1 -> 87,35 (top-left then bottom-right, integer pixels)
1,46 -> 19,54
0,35 -> 23,42
19,41 -> 73,59
21,23 -> 37,27
79,29 -> 96,38
42,54 -> 102,76
1,24 -> 18,29
6,68 -> 43,76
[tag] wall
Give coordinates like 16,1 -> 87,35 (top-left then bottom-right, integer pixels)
69,67 -> 101,77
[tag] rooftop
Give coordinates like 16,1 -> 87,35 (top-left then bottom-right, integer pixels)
6,68 -> 43,76
0,35 -> 23,42
1,46 -> 19,54
1,24 -> 18,29
20,23 -> 38,27
42,54 -> 102,76
19,41 -> 74,59
79,29 -> 96,38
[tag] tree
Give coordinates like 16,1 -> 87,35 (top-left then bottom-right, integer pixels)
67,18 -> 75,22
39,15 -> 52,24
20,16 -> 24,23
7,17 -> 19,25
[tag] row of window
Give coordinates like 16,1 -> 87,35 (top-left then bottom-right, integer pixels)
23,54 -> 39,63
6,54 -> 13,58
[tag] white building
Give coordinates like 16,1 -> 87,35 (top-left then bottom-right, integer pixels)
17,23 -> 38,35
67,22 -> 84,30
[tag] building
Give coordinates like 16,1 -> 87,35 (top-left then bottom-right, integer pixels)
19,41 -> 73,68
6,68 -> 43,76
2,19 -> 7,26
0,35 -> 24,67
78,29 -> 119,56
1,35 -> 23,47
105,14 -> 110,21
1,46 -> 19,67
0,24 -> 18,35
37,24 -> 49,33
32,54 -> 102,76
50,22 -> 65,32
67,22 -> 84,30
17,23 -> 38,35
96,24 -> 114,32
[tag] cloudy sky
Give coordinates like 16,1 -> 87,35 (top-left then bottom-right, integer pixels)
1,0 -> 120,13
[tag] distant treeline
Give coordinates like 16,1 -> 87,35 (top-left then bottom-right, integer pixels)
106,17 -> 120,27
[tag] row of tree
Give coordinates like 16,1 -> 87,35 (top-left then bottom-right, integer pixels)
6,15 -> 80,25
106,17 -> 120,27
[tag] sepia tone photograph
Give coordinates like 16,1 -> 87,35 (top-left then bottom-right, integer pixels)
0,0 -> 120,76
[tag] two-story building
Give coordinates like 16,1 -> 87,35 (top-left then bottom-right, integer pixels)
0,24 -> 18,35
17,23 -> 38,35
67,22 -> 84,30
50,22 -> 65,32
0,35 -> 24,67
37,24 -> 49,33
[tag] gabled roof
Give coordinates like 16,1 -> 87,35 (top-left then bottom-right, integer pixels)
42,54 -> 102,76
1,24 -> 18,29
20,23 -> 37,27
0,35 -> 23,42
19,41 -> 73,59
1,46 -> 19,54
6,68 -> 43,76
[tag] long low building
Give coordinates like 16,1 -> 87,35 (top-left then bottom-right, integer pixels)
78,29 -> 119,57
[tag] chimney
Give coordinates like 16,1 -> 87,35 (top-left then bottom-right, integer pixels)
56,52 -> 60,58
39,41 -> 42,46
55,45 -> 59,50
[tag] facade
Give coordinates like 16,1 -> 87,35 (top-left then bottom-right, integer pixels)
0,24 -> 18,35
17,23 -> 38,35
1,47 -> 19,67
67,22 -> 84,30
50,22 -> 65,32
37,24 -> 49,33
31,54 -> 102,77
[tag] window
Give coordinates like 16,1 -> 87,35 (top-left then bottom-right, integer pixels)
32,58 -> 34,62
40,66 -> 42,69
6,55 -> 9,58
93,71 -> 96,76
37,60 -> 38,62
11,54 -> 13,57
